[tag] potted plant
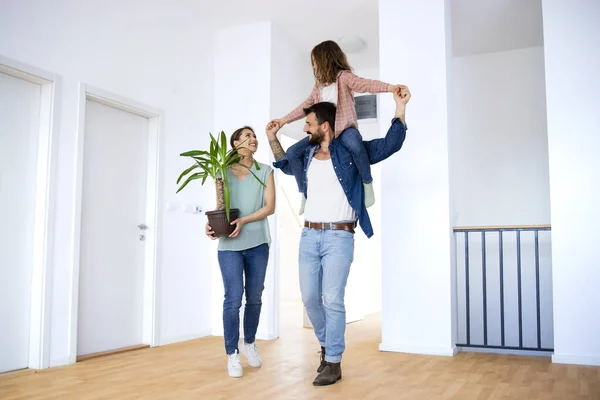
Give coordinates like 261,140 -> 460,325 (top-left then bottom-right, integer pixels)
176,131 -> 266,237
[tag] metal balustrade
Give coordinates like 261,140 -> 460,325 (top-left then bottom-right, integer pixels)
454,225 -> 553,352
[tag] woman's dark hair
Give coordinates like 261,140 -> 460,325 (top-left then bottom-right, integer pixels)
230,126 -> 254,149
311,40 -> 352,86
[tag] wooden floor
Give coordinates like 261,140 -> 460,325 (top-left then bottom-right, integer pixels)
2,304 -> 599,400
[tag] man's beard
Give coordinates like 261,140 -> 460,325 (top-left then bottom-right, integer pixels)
307,129 -> 324,145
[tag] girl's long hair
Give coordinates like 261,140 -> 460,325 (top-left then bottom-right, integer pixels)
311,40 -> 352,86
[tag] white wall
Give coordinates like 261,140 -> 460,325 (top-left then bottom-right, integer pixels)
271,24 -> 313,306
542,0 -> 600,366
0,0 -> 216,366
271,24 -> 314,142
450,47 -> 550,226
379,0 -> 456,355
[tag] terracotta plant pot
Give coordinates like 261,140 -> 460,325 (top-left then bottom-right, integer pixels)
206,209 -> 239,237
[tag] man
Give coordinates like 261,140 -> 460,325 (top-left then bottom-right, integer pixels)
266,87 -> 411,386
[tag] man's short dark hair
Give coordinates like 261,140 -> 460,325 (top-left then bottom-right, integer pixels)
304,102 -> 336,131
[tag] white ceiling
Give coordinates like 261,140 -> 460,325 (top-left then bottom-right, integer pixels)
451,0 -> 544,57
195,0 -> 380,70
194,0 -> 543,69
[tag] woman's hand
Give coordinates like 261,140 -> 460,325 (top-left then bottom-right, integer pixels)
267,118 -> 285,130
229,217 -> 247,238
205,223 -> 217,240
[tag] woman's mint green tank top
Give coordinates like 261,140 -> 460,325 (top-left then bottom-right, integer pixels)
217,161 -> 273,251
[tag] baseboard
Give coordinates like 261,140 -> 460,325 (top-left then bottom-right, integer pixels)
77,344 -> 149,362
379,342 -> 458,356
160,330 -> 213,346
459,346 -> 551,357
49,357 -> 71,368
552,353 -> 600,366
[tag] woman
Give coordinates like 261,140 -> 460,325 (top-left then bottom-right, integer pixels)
205,126 -> 275,378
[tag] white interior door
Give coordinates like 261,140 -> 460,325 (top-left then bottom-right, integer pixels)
0,72 -> 41,373
77,99 -> 149,357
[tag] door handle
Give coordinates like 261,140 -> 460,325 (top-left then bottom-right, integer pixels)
137,223 -> 148,230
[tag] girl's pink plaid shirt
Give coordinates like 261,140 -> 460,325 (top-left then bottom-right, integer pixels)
282,70 -> 390,137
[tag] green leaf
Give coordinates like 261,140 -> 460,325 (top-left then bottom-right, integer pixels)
236,163 -> 267,187
194,160 -> 216,180
180,150 -> 210,157
194,153 -> 222,168
220,131 -> 227,160
209,134 -> 217,157
176,172 -> 204,193
224,154 -> 241,169
191,156 -> 212,164
176,164 -> 199,184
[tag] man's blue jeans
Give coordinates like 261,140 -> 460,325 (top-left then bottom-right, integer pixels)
299,227 -> 354,363
218,243 -> 269,355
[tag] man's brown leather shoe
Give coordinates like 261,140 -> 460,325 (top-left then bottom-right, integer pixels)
312,362 -> 342,386
317,346 -> 326,373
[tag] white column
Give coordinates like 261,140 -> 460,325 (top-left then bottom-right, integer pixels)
211,21 -> 277,340
378,0 -> 456,355
542,0 -> 600,366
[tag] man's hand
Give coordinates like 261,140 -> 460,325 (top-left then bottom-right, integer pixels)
205,223 -> 217,240
394,86 -> 411,124
394,86 -> 411,104
266,119 -> 283,139
229,217 -> 246,238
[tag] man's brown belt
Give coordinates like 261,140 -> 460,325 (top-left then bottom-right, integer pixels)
304,221 -> 355,234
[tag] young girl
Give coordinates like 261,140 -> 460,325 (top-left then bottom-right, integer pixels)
269,40 -> 403,207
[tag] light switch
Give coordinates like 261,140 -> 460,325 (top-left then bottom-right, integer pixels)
179,204 -> 203,214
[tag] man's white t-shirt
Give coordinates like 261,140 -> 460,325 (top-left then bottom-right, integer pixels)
303,157 -> 355,223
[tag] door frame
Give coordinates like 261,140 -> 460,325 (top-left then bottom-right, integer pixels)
0,55 -> 60,370
69,83 -> 165,363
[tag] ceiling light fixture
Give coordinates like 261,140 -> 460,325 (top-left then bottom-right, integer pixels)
337,36 -> 367,54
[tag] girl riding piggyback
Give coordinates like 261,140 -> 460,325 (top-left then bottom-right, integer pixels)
269,40 -> 404,207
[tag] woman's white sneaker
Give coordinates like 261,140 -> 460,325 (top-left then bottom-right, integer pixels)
241,342 -> 262,367
227,351 -> 243,378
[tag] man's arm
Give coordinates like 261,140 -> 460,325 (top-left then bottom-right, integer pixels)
363,87 -> 411,165
269,135 -> 286,161
265,123 -> 292,175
